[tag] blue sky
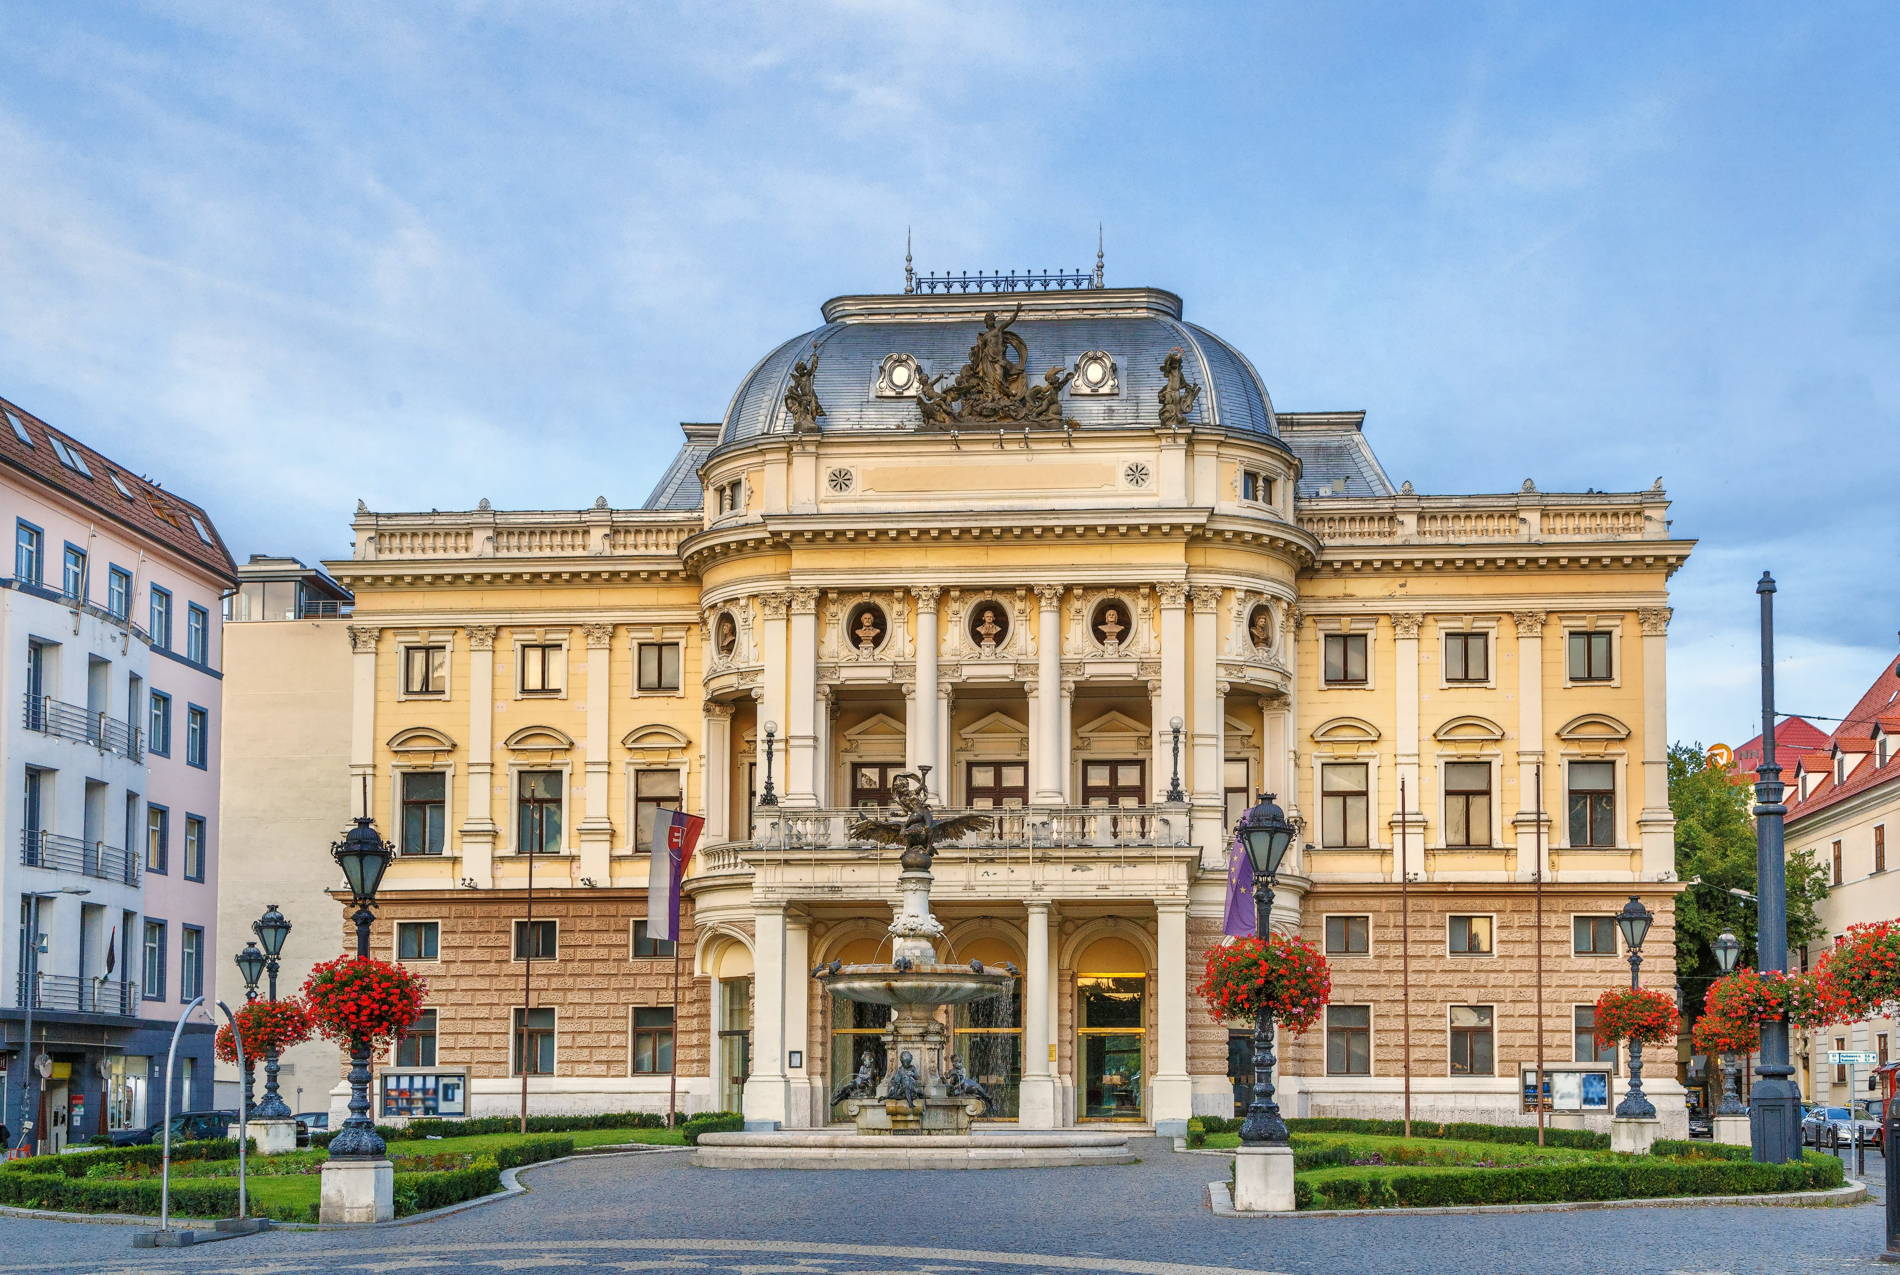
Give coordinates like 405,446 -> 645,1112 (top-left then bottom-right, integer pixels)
2,1 -> 1893,749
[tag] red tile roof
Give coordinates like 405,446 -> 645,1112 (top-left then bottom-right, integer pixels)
0,394 -> 235,583
1787,654 -> 1900,824
1727,717 -> 1829,786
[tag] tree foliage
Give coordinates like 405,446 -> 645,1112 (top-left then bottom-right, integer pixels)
1671,742 -> 1828,1017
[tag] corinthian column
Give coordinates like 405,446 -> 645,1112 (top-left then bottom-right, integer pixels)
1156,583 -> 1188,798
1512,610 -> 1546,881
1033,586 -> 1064,805
579,622 -> 615,881
461,625 -> 497,885
1636,607 -> 1675,877
786,589 -> 819,806
912,587 -> 941,778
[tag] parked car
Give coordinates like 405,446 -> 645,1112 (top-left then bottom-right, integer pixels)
1686,1108 -> 1713,1139
108,1110 -> 238,1147
1801,1105 -> 1881,1147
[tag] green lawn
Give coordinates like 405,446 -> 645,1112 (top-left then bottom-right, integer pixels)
387,1127 -> 684,1156
1202,1131 -> 1601,1165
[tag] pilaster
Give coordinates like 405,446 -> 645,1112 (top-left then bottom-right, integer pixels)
1512,610 -> 1548,881
786,589 -> 819,806
461,624 -> 498,884
1019,900 -> 1056,1128
1033,585 -> 1065,805
703,702 -> 733,844
578,622 -> 615,881
1636,606 -> 1675,877
1391,613 -> 1423,847
912,587 -> 941,777
1156,583 -> 1188,798
1153,900 -> 1192,1133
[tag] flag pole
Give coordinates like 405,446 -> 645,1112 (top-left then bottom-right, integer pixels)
668,940 -> 682,1129
520,813 -> 535,1136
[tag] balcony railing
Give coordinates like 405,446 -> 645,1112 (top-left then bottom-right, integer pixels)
747,805 -> 1190,853
296,598 -> 352,618
22,694 -> 143,760
1298,492 -> 1672,546
15,972 -> 139,1016
20,829 -> 140,885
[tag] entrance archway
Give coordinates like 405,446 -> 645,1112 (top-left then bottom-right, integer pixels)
1075,934 -> 1147,1122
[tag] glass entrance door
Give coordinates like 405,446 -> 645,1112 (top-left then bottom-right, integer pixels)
1077,974 -> 1146,1121
718,976 -> 752,1114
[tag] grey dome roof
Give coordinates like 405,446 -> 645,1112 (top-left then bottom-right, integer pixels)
716,288 -> 1276,447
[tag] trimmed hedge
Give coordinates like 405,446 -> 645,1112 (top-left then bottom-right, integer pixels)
1297,1150 -> 1845,1210
681,1112 -> 744,1145
0,1165 -> 246,1218
1651,1139 -> 1751,1161
394,1158 -> 502,1216
0,1139 -> 243,1179
1286,1117 -> 1610,1151
488,1136 -> 574,1170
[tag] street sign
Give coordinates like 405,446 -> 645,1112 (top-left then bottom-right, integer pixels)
1829,1051 -> 1880,1066
1707,743 -> 1734,768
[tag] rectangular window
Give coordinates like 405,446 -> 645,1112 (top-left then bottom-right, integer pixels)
518,643 -> 566,695
1224,757 -> 1251,832
1878,826 -> 1888,875
1081,760 -> 1145,806
965,762 -> 1028,808
400,771 -> 447,855
5,408 -> 31,446
633,770 -> 683,852
1326,1004 -> 1371,1075
403,645 -> 447,696
148,692 -> 171,755
142,921 -> 166,1000
1449,915 -> 1494,956
47,433 -> 92,475
1322,633 -> 1367,685
1833,840 -> 1844,886
15,521 -> 43,584
1567,762 -> 1616,847
1566,631 -> 1613,681
637,642 -> 681,692
180,925 -> 203,1002
396,921 -> 440,962
1320,763 -> 1369,848
513,1007 -> 555,1075
62,545 -> 86,599
396,1008 -> 437,1067
145,805 -> 169,873
1324,915 -> 1369,956
632,919 -> 677,959
182,815 -> 205,881
149,587 -> 173,649
107,566 -> 132,619
1450,1006 -> 1495,1075
516,771 -> 563,854
1574,1006 -> 1617,1064
851,762 -> 902,809
1573,915 -> 1617,955
186,604 -> 209,664
1241,469 -> 1275,504
1443,762 -> 1492,848
1444,631 -> 1488,682
631,1006 -> 675,1074
513,919 -> 558,960
1836,1036 -> 1849,1084
185,706 -> 208,768
1880,1033 -> 1891,1066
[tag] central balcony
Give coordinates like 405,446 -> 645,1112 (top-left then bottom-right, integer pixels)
747,804 -> 1190,853
20,830 -> 140,885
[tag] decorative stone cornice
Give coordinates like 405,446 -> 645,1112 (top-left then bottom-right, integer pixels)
1511,610 -> 1546,638
348,625 -> 380,654
583,623 -> 615,649
757,592 -> 791,620
1189,585 -> 1222,611
1156,583 -> 1189,607
1638,606 -> 1673,636
466,624 -> 497,651
1389,612 -> 1423,639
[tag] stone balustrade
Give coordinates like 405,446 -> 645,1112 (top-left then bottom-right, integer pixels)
1299,492 -> 1670,545
740,804 -> 1191,854
351,508 -> 692,561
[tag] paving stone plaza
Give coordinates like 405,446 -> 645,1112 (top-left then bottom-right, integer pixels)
0,1142 -> 1888,1275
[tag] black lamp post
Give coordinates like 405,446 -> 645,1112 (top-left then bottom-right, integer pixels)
1236,794 -> 1296,1147
1750,572 -> 1801,1165
1613,895 -> 1656,1120
233,942 -> 266,1118
328,816 -> 392,1160
1164,716 -> 1186,803
252,904 -> 293,1120
759,721 -> 779,807
1711,930 -> 1748,1117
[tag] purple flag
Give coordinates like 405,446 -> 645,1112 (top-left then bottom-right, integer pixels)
1222,833 -> 1256,937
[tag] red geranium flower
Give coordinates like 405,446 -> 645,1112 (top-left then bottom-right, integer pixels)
1593,986 -> 1679,1047
301,955 -> 427,1047
1195,933 -> 1331,1034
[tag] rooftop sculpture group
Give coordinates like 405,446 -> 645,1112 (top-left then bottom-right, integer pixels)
917,306 -> 1075,428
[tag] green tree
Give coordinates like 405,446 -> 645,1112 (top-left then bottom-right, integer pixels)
1671,742 -> 1829,1017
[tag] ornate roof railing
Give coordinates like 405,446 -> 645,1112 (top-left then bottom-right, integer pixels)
906,267 -> 1103,295
1299,490 -> 1673,546
346,507 -> 694,562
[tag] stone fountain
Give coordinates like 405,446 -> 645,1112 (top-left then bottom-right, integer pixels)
694,770 -> 1134,1170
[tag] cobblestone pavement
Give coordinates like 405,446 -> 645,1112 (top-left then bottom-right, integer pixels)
0,1139 -> 1891,1275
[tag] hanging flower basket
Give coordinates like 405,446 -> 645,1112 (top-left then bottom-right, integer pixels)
1592,986 -> 1679,1047
301,955 -> 428,1047
1704,967 -> 1822,1031
1195,933 -> 1331,1034
1690,1008 -> 1760,1056
1813,921 -> 1900,1024
214,998 -> 315,1065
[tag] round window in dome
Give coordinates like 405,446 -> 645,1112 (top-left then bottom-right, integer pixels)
1072,350 -> 1119,397
876,353 -> 923,398
967,602 -> 1010,652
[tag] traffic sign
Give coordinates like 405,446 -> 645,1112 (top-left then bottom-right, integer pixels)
1707,743 -> 1734,768
1828,1050 -> 1879,1066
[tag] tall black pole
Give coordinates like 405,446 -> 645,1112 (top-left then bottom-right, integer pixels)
239,970 -> 259,1121
255,955 -> 290,1120
1238,876 -> 1287,1146
1614,939 -> 1655,1118
1749,572 -> 1800,1163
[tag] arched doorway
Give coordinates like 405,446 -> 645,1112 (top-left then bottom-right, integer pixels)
1076,934 -> 1147,1122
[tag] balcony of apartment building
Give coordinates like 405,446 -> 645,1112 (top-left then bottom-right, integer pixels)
14,971 -> 140,1018
19,829 -> 140,887
225,554 -> 355,621
22,693 -> 143,762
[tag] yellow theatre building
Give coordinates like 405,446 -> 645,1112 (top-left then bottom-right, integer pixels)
307,276 -> 1694,1135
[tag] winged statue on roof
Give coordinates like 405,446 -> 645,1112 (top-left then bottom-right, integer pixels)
847,768 -> 991,870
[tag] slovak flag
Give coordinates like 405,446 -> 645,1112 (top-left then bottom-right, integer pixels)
645,808 -> 705,944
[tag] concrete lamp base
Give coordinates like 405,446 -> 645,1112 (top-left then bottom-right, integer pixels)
1611,1117 -> 1660,1156
320,1158 -> 394,1224
1712,1114 -> 1751,1146
1232,1145 -> 1297,1213
253,1118 -> 299,1156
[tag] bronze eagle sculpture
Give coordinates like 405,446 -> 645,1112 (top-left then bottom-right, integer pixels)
847,768 -> 991,870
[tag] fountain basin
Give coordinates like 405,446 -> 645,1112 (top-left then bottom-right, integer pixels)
816,963 -> 1014,1007
693,1130 -> 1136,1170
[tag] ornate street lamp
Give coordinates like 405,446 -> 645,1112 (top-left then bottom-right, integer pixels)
1613,895 -> 1657,1119
1164,716 -> 1186,803
1236,794 -> 1296,1147
328,816 -> 393,1159
759,721 -> 779,807
233,942 -> 266,1117
1711,929 -> 1748,1116
251,904 -> 294,1120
